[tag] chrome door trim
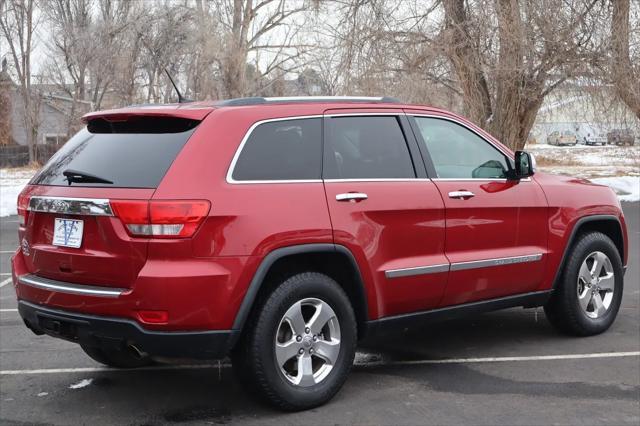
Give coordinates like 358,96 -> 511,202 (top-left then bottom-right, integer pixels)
324,178 -> 431,183
431,178 -> 531,182
18,274 -> 125,298
385,264 -> 449,279
336,192 -> 368,202
450,254 -> 543,272
226,115 -> 323,184
29,196 -> 113,216
448,190 -> 475,199
385,254 -> 544,278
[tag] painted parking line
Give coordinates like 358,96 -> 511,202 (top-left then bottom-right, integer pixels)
1,363 -> 225,375
0,277 -> 13,287
0,308 -> 18,312
0,250 -> 16,254
1,352 -> 638,375
357,351 -> 640,367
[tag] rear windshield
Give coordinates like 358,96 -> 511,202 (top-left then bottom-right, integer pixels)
31,119 -> 198,188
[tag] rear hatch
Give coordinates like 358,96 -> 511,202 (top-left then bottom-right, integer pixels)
18,107 -> 212,289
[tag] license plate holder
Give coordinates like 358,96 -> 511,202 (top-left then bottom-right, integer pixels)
53,218 -> 84,248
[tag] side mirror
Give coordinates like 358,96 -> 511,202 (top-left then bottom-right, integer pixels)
513,151 -> 535,179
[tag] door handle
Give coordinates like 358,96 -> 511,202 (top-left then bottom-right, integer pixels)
336,192 -> 368,202
448,190 -> 475,199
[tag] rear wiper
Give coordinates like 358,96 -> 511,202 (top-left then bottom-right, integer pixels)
63,169 -> 113,185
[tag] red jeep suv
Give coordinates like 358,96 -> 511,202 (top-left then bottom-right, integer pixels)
11,97 -> 628,410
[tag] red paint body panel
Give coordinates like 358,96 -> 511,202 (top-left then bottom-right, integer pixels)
433,179 -> 549,305
532,172 -> 628,290
323,180 -> 447,318
11,101 -> 628,337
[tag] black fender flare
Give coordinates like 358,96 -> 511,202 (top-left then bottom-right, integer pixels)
231,243 -> 369,333
552,214 -> 624,289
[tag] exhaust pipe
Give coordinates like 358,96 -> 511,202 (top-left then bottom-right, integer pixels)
127,344 -> 146,360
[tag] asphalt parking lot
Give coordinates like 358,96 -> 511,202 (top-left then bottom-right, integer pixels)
1,204 -> 638,425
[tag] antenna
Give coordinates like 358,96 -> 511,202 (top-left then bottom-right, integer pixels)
164,68 -> 191,104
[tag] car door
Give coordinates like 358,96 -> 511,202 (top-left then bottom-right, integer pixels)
406,112 -> 548,306
322,109 -> 448,319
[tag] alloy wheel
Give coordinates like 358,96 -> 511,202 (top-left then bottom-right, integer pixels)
577,251 -> 615,319
275,298 -> 341,387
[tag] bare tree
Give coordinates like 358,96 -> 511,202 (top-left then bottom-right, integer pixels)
441,0 -> 608,151
216,0 -> 310,98
0,0 -> 40,161
610,0 -> 640,119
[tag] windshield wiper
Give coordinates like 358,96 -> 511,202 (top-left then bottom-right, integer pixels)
63,169 -> 113,186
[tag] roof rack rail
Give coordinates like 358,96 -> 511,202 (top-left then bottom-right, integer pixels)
217,96 -> 401,107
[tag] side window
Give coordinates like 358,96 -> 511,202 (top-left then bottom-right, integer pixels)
232,118 -> 322,181
414,117 -> 510,179
324,116 -> 415,179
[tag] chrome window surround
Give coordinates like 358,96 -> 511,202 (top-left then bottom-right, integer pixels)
29,196 -> 113,216
385,254 -> 543,279
18,274 -> 125,298
226,112 -> 524,184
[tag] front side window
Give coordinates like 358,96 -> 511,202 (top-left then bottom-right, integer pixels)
414,117 -> 510,179
232,118 -> 322,181
324,116 -> 415,179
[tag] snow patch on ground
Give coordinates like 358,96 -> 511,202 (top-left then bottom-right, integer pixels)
69,378 -> 93,389
0,168 -> 35,217
591,176 -> 640,202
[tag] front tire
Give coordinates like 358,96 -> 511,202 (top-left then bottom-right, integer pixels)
544,232 -> 624,336
232,272 -> 357,411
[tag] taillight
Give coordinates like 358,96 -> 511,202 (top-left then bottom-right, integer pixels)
17,192 -> 30,226
111,200 -> 210,238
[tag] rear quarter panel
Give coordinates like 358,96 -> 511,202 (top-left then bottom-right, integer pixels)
152,105 -> 333,327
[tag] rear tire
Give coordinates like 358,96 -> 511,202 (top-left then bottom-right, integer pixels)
232,272 -> 357,411
81,344 -> 153,368
544,232 -> 623,336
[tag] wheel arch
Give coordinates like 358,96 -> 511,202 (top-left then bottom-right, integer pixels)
231,244 -> 370,340
553,215 -> 625,289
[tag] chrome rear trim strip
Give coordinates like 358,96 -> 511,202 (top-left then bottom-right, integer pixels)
18,274 -> 125,298
385,264 -> 449,279
450,254 -> 543,272
29,196 -> 113,216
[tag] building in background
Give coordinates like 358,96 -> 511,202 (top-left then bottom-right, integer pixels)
531,81 -> 639,145
0,59 -> 91,148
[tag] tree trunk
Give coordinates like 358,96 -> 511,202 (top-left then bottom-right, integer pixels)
611,0 -> 640,119
222,0 -> 251,98
442,0 -> 492,126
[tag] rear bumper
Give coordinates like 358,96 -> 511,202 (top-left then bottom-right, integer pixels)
18,300 -> 237,360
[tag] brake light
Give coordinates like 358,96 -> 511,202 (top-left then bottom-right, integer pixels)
17,192 -> 30,226
111,200 -> 210,238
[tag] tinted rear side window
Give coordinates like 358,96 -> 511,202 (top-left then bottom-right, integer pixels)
324,116 -> 415,179
32,121 -> 197,188
231,118 -> 322,181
